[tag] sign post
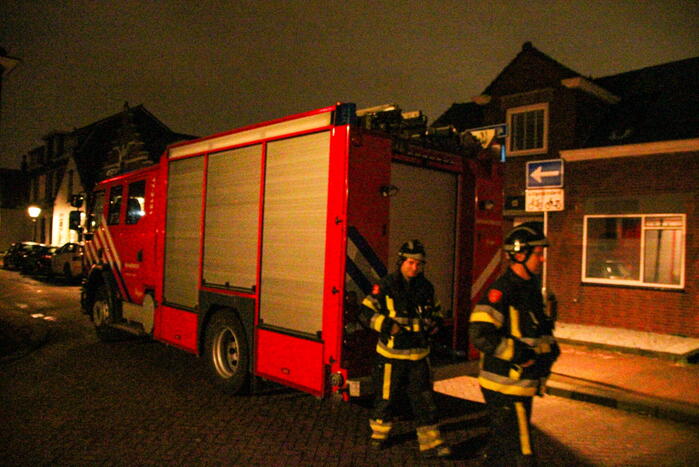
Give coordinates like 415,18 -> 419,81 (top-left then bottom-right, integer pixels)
525,159 -> 565,300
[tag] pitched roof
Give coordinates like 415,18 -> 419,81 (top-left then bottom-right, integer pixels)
482,42 -> 580,97
433,42 -> 699,149
433,42 -> 582,132
431,102 -> 483,131
584,56 -> 699,147
72,105 -> 195,189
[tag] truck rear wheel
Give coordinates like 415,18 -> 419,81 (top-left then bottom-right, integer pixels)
204,310 -> 249,394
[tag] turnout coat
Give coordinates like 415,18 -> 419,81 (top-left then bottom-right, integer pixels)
469,268 -> 559,397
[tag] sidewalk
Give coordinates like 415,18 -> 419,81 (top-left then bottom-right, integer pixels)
555,322 -> 699,362
435,322 -> 699,425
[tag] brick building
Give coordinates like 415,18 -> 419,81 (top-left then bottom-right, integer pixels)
435,42 -> 698,338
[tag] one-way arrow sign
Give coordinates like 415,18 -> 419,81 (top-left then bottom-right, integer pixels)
526,159 -> 564,188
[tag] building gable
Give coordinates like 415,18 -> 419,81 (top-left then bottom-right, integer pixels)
482,42 -> 580,98
71,104 -> 195,190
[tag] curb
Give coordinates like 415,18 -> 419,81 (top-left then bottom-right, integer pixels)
557,337 -> 699,364
546,376 -> 699,426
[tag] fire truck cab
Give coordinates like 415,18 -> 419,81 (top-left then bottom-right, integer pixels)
81,103 -> 503,399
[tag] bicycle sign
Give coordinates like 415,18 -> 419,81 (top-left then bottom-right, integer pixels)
525,188 -> 564,212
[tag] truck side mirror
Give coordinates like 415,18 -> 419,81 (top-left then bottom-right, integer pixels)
69,210 -> 82,230
70,194 -> 84,208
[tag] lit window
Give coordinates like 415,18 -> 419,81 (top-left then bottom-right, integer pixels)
506,103 -> 548,155
583,214 -> 685,289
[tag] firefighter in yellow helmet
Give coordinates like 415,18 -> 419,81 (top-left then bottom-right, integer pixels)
469,222 -> 560,466
359,240 -> 451,458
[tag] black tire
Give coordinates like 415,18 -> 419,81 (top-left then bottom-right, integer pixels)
20,261 -> 33,275
63,263 -> 73,282
92,283 -> 124,341
204,310 -> 250,395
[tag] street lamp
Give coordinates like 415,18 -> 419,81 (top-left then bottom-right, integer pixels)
27,205 -> 41,242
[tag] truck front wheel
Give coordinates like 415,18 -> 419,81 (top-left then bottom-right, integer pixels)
92,283 -> 123,342
204,310 -> 249,394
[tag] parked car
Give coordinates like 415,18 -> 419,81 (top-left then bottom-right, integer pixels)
2,242 -> 47,271
51,242 -> 85,281
21,245 -> 57,276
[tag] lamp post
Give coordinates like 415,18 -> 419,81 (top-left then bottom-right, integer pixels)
27,205 -> 41,242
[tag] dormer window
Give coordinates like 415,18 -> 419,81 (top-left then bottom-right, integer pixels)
506,103 -> 548,156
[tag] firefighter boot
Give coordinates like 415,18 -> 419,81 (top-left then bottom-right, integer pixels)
417,424 -> 451,458
369,419 -> 392,450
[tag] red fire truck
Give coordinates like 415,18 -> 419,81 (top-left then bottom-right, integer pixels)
80,103 -> 503,399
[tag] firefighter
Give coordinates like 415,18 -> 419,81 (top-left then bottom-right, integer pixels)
360,240 -> 451,458
469,222 -> 560,466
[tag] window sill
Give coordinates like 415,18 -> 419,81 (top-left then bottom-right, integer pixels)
581,280 -> 685,293
507,149 -> 548,157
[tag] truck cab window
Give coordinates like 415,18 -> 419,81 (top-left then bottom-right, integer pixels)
126,180 -> 146,225
107,185 -> 123,225
89,190 -> 105,231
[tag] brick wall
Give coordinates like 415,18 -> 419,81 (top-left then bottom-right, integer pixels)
547,150 -> 698,337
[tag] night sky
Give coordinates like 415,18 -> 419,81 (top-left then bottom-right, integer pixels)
1,0 -> 697,169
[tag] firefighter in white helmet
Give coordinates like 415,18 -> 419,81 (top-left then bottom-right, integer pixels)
360,240 -> 451,458
469,222 -> 560,466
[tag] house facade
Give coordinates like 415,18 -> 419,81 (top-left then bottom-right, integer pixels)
20,104 -> 194,247
22,132 -> 69,244
435,42 -> 698,337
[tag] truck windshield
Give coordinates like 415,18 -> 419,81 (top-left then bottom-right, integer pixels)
89,190 -> 105,231
126,180 -> 146,225
107,185 -> 123,225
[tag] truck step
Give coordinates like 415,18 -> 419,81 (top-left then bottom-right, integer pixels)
111,322 -> 147,336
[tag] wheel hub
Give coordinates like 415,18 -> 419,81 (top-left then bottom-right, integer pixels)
213,326 -> 239,378
93,300 -> 109,326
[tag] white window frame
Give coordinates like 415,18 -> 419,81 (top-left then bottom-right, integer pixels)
506,103 -> 549,156
582,213 -> 686,289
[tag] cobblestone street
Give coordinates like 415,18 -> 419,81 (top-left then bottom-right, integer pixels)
1,272 -> 698,466
2,327 -> 698,466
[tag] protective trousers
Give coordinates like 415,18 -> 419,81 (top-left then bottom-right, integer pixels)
481,388 -> 536,466
369,356 -> 445,452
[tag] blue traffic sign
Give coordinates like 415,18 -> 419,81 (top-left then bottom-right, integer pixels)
527,159 -> 564,188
